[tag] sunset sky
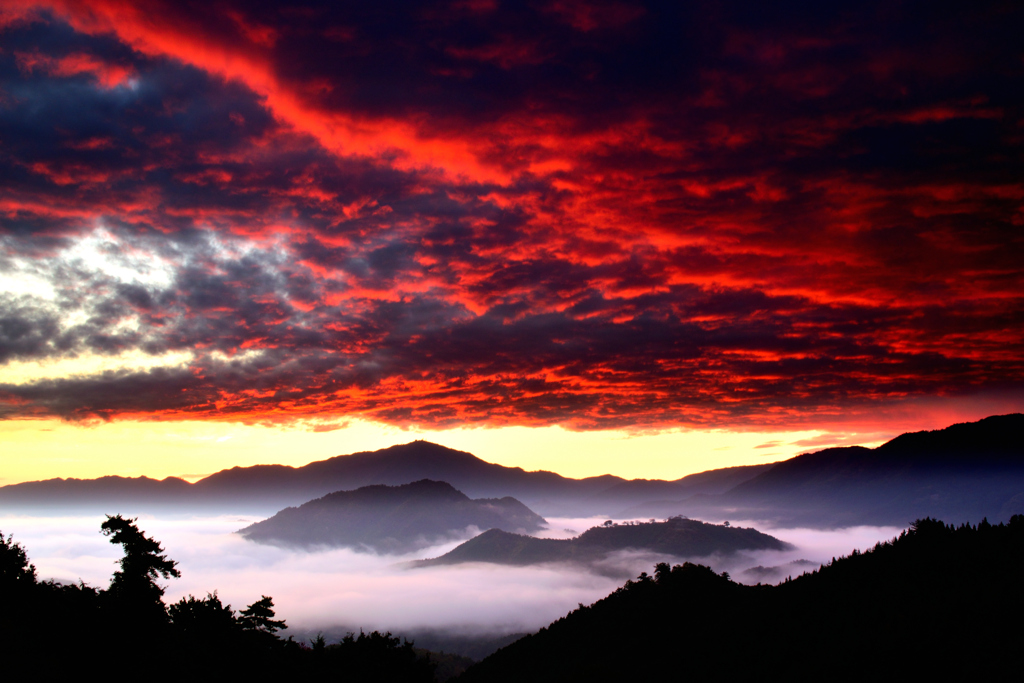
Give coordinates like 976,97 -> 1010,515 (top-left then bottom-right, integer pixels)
1,0 -> 1022,485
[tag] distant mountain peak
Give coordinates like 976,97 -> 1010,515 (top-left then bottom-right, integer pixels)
318,478 -> 471,504
238,479 -> 547,553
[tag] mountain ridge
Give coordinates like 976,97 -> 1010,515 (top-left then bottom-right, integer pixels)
628,413 -> 1024,526
2,414 -> 1022,525
0,439 -> 768,516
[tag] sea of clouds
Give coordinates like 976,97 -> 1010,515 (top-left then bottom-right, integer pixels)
0,513 -> 904,639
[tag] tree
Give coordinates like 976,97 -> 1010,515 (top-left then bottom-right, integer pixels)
239,595 -> 287,634
328,630 -> 436,682
169,591 -> 238,637
100,515 -> 180,612
0,531 -> 37,592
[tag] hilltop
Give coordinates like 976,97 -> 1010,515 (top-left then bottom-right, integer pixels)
415,517 -> 789,568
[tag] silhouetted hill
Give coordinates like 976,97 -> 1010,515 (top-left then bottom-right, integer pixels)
458,516 -> 1024,682
0,440 -> 764,516
238,480 -> 546,553
193,441 -> 633,515
625,413 -> 1024,526
416,517 -> 789,568
4,415 -> 1022,524
0,475 -> 192,507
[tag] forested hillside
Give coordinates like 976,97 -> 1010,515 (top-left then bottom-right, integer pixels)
7,514 -> 1023,680
459,516 -> 1024,681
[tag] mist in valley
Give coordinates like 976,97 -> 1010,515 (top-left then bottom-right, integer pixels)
0,512 -> 904,647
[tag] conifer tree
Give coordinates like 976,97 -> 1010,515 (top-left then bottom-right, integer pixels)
239,595 -> 287,633
100,515 -> 180,614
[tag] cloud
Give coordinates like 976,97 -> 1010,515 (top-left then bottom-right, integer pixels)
0,512 -> 903,635
0,2 -> 1021,430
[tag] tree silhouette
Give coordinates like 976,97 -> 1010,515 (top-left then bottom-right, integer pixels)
239,595 -> 287,633
169,591 -> 238,636
0,532 -> 36,591
100,514 -> 180,616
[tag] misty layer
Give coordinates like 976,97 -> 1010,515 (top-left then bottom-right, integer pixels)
0,510 -> 908,642
238,479 -> 546,553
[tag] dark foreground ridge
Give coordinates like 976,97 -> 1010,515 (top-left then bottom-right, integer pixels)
459,516 -> 1024,682
415,517 -> 789,568
239,479 -> 547,553
0,516 -> 437,681
6,515 -> 1023,680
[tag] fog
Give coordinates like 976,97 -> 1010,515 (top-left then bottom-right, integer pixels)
0,513 -> 904,641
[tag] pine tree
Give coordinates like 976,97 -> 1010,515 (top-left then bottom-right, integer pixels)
100,515 -> 180,617
239,595 -> 287,633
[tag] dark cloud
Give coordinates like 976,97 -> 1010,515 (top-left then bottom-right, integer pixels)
0,1 -> 1021,428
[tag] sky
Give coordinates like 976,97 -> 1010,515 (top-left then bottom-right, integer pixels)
1,0 -> 1023,484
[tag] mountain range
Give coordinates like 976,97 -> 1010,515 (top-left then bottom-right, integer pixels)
2,414 -> 1022,527
0,439 -> 769,516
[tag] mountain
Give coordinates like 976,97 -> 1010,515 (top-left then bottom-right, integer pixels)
459,516 -> 1024,681
415,517 -> 790,568
3,414 -> 1021,524
586,463 -> 774,512
192,440 -> 625,514
0,440 -> 766,517
238,479 -> 546,553
624,413 -> 1024,526
0,475 -> 193,507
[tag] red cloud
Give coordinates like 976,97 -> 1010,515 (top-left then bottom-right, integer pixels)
0,1 -> 1021,432
15,50 -> 133,88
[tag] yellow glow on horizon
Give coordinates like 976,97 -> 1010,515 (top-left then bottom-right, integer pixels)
0,417 -> 889,487
2,350 -> 194,384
